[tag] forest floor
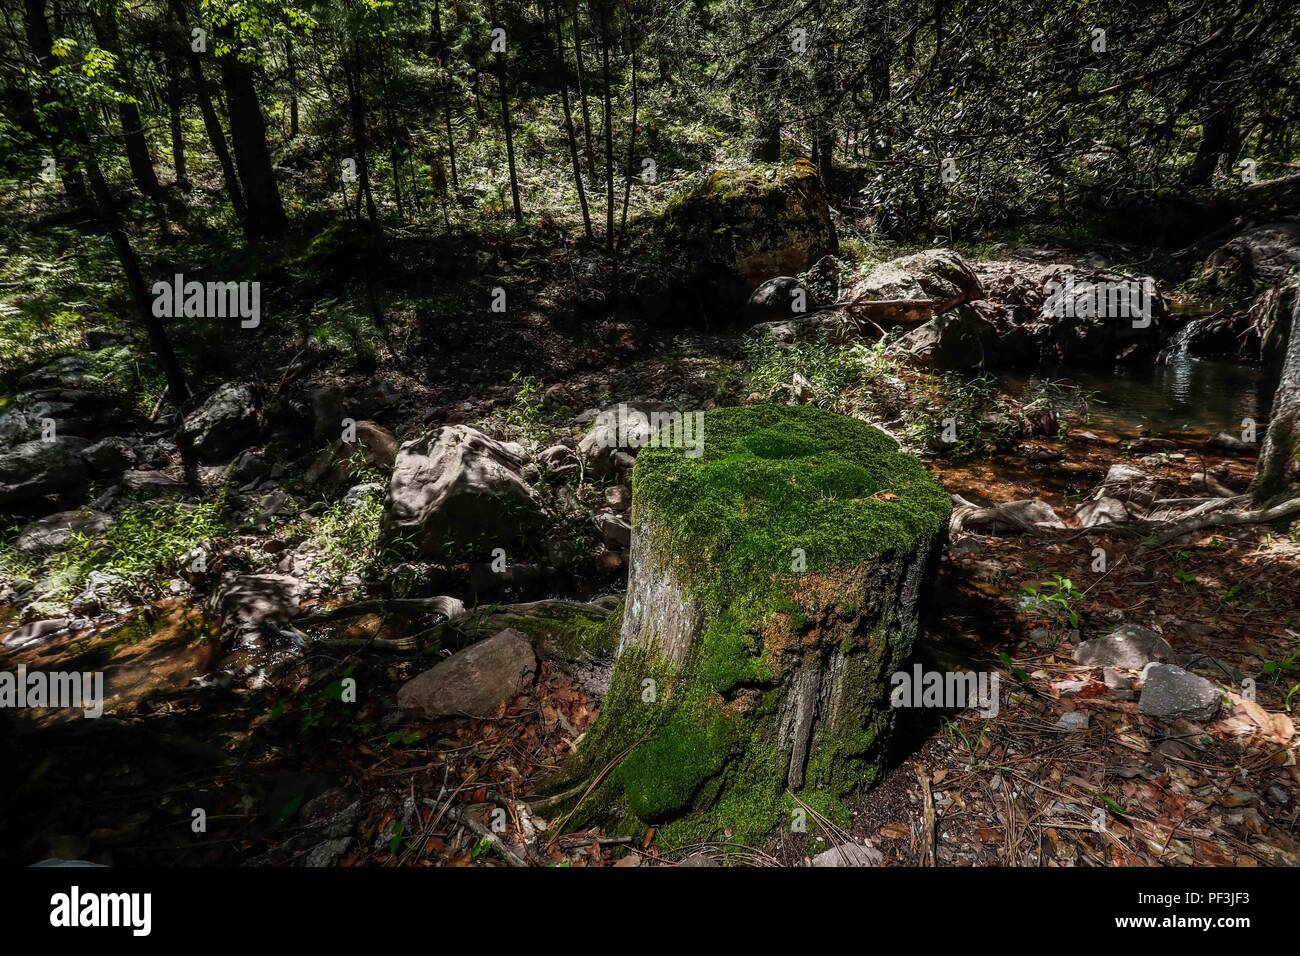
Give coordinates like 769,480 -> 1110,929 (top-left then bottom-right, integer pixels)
5,380 -> 1298,868
3,201 -> 1298,866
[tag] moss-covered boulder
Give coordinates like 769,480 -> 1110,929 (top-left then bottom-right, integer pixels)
630,160 -> 837,323
536,404 -> 950,847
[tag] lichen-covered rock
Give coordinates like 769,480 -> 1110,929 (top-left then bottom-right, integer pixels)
539,404 -> 950,847
380,425 -> 545,557
1202,222 -> 1300,293
178,383 -> 259,462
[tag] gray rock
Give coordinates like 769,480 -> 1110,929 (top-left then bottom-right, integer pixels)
81,437 -> 135,475
1074,626 -> 1173,671
537,444 -> 578,478
0,437 -> 89,508
744,276 -> 817,325
577,405 -> 655,475
396,629 -> 537,718
381,425 -> 545,557
596,511 -> 632,550
3,617 -> 70,649
227,448 -> 270,485
121,469 -> 186,497
13,509 -> 113,555
1138,664 -> 1222,722
178,383 -> 259,461
847,248 -> 983,319
889,303 -> 1003,371
214,573 -> 305,643
603,484 -> 631,512
343,482 -> 385,507
810,843 -> 883,867
1054,711 -> 1090,731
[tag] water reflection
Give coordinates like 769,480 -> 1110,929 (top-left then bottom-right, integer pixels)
999,354 -> 1273,439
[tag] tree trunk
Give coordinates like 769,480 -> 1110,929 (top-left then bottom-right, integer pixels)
89,8 -> 167,206
24,0 -> 189,401
431,0 -> 459,191
552,0 -> 591,241
21,0 -> 89,209
571,0 -> 596,179
345,39 -> 379,228
1252,272 -> 1300,503
598,1 -> 613,249
538,406 -> 950,844
165,49 -> 188,187
490,0 -> 523,226
216,31 -> 287,237
170,0 -> 246,224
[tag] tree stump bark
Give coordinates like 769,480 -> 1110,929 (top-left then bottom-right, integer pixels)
540,405 -> 950,846
1253,271 -> 1300,503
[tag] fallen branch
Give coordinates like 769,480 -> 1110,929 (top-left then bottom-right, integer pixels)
443,804 -> 530,867
1140,496 -> 1300,548
295,596 -> 468,626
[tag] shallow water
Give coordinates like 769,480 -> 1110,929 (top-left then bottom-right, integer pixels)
1000,353 -> 1273,440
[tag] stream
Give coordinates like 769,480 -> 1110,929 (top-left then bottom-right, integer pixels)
1000,351 -> 1272,440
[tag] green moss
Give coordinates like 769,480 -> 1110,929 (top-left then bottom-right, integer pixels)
489,602 -> 622,661
543,406 -> 949,849
631,404 -> 951,617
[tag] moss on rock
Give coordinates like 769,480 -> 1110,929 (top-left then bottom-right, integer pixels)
538,405 -> 950,849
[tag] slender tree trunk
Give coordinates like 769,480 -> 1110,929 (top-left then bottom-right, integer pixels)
432,0 -> 459,190
489,0 -> 523,226
552,0 -> 591,240
572,0 -> 596,179
285,32 -> 299,138
165,50 -> 188,187
84,159 -> 189,401
599,0 -> 613,249
89,8 -> 167,206
216,26 -> 287,237
21,0 -> 89,209
616,30 -> 638,256
24,0 -> 188,400
170,0 -> 246,223
346,39 -> 379,227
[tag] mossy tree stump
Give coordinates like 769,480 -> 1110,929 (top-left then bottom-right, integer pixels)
540,405 -> 951,846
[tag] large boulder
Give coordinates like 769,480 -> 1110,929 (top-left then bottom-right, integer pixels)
1033,265 -> 1167,364
0,437 -> 89,510
1203,222 -> 1300,293
396,629 -> 537,718
537,405 -> 951,845
845,249 -> 983,321
744,276 -> 818,325
889,303 -> 1002,370
178,383 -> 259,462
645,159 -> 837,318
380,425 -> 546,557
